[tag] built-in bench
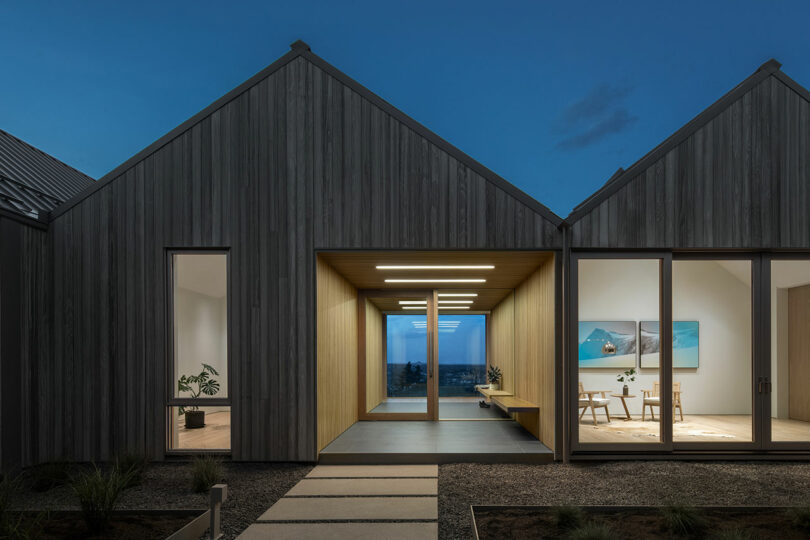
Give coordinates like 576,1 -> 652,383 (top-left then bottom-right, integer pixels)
475,386 -> 539,414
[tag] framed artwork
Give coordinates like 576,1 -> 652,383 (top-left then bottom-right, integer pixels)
639,321 -> 699,368
578,321 -> 637,368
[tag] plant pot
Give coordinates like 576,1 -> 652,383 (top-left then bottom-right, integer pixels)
490,382 -> 500,391
185,410 -> 205,429
622,384 -> 629,396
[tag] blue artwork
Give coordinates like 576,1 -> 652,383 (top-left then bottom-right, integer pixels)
578,321 -> 637,368
639,321 -> 699,368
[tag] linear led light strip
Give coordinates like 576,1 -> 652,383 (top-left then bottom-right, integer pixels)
402,306 -> 471,310
385,279 -> 485,283
376,265 -> 494,270
438,293 -> 477,297
398,300 -> 473,305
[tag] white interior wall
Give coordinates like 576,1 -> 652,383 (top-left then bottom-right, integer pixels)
578,259 -> 752,415
174,287 -> 229,406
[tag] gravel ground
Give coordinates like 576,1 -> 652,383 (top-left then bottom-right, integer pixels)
439,461 -> 810,539
13,461 -> 312,539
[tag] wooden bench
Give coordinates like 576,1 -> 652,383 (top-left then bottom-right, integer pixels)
491,396 -> 539,413
475,386 -> 539,414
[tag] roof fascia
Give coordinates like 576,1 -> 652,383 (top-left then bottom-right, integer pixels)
0,207 -> 49,230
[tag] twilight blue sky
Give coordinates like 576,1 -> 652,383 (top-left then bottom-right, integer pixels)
2,1 -> 809,216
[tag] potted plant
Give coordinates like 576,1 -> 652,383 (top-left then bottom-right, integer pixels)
487,365 -> 503,391
178,363 -> 221,429
616,367 -> 636,396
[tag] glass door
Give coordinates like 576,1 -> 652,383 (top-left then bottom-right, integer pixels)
670,255 -> 760,451
764,255 -> 810,450
359,290 -> 436,420
570,252 -> 673,453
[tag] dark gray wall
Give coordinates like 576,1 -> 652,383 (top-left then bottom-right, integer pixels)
570,75 -> 810,249
0,216 -> 48,470
40,53 -> 562,463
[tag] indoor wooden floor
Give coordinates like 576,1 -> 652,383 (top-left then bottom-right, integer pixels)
177,411 -> 231,449
579,414 -> 810,443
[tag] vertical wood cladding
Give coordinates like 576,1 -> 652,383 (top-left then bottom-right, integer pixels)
571,76 -> 810,249
0,218 -> 49,469
43,55 -> 562,462
316,257 -> 358,452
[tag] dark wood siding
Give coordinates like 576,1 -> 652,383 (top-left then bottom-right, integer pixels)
0,217 -> 49,469
41,56 -> 562,462
571,75 -> 810,249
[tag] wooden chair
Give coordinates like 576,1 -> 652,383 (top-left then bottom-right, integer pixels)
642,381 -> 684,422
578,382 -> 611,426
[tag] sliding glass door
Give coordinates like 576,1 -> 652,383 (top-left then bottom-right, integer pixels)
570,253 -> 673,452
671,255 -> 759,451
570,252 -> 776,455
764,256 -> 810,450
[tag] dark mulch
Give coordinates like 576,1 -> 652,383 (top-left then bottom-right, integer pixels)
10,511 -> 199,540
472,506 -> 807,539
440,461 -> 810,539
13,461 -> 313,540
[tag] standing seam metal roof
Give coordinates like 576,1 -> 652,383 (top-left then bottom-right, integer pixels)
0,128 -> 95,221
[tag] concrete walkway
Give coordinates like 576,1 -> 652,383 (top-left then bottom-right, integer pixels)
237,465 -> 438,539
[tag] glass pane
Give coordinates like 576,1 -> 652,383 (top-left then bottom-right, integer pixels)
169,406 -> 231,450
438,315 -> 499,419
173,253 -> 228,399
577,259 -> 660,443
672,260 -> 752,442
771,260 -> 810,442
365,297 -> 428,414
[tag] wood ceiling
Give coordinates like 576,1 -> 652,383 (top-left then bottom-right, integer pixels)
319,251 -> 552,311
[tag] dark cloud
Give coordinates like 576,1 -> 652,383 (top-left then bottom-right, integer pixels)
554,84 -> 637,150
556,108 -> 638,150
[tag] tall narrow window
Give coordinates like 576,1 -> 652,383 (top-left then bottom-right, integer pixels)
168,252 -> 230,451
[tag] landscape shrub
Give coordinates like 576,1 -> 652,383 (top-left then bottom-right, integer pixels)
191,455 -> 223,493
660,504 -> 706,536
71,464 -> 134,533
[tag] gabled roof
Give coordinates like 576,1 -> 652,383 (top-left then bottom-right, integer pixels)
52,40 -> 563,227
0,129 -> 95,224
565,58 -> 805,224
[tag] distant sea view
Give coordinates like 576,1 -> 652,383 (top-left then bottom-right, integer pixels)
387,362 -> 486,397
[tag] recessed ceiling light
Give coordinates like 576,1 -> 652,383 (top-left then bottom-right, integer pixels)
438,300 -> 473,304
402,306 -> 428,310
385,279 -> 485,283
438,293 -> 478,297
439,306 -> 470,309
399,300 -> 427,304
376,265 -> 494,270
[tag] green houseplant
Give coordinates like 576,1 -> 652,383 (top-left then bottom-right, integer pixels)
616,367 -> 636,396
178,363 -> 220,429
487,365 -> 503,391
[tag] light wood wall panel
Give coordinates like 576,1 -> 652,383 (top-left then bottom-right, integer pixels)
513,256 -> 556,449
365,299 -> 385,412
316,257 -> 358,452
789,284 -> 810,422
489,292 -> 515,393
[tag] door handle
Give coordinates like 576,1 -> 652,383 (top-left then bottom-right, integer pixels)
757,377 -> 763,394
427,328 -> 433,379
